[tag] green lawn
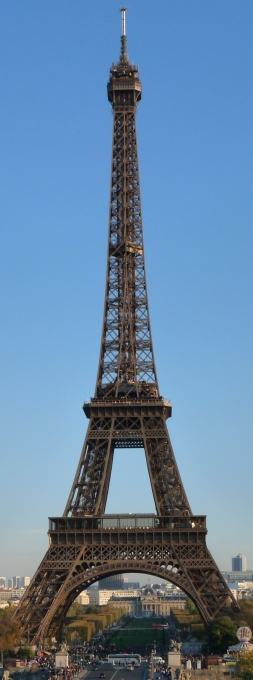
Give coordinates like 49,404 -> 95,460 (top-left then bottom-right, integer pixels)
107,617 -> 169,649
123,618 -> 161,629
110,629 -> 165,648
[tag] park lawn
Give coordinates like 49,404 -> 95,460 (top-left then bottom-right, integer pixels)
111,628 -> 166,649
123,617 -> 168,629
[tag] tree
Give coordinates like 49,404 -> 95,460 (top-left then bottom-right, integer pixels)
227,599 -> 253,631
65,620 -> 95,643
236,651 -> 253,680
238,602 -> 253,631
85,606 -> 99,615
66,602 -> 84,619
205,616 -> 238,654
17,646 -> 33,661
0,609 -> 22,655
186,597 -> 197,613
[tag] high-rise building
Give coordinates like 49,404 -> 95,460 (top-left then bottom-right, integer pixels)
232,554 -> 247,571
12,576 -> 20,588
8,579 -> 13,589
20,576 -> 30,588
0,577 -> 6,587
99,574 -> 124,590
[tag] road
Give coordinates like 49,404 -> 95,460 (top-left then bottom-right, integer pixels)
83,663 -> 148,680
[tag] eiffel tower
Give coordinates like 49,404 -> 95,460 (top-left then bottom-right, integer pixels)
14,9 -> 237,646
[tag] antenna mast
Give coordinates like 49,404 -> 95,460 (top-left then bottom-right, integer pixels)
120,6 -> 128,62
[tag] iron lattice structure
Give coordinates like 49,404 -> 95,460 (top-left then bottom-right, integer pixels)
14,11 -> 238,646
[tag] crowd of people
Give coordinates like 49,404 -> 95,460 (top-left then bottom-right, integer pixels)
23,654 -> 84,680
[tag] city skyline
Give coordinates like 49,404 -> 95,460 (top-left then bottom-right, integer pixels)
1,1 -> 253,579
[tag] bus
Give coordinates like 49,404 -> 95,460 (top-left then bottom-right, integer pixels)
108,655 -> 141,666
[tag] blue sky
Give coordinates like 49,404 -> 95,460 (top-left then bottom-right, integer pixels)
1,1 -> 253,583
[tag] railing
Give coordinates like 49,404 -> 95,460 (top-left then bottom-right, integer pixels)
83,397 -> 172,406
49,514 -> 206,532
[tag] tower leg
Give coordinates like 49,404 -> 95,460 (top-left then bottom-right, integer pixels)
64,416 -> 116,516
142,416 -> 192,515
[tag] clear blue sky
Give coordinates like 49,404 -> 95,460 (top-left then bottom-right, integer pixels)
1,1 -> 253,583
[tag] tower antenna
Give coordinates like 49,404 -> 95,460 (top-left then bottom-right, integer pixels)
120,6 -> 128,62
120,6 -> 127,35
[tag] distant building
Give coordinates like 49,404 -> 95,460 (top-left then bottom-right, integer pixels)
109,597 -> 141,615
123,581 -> 140,589
222,570 -> 253,601
0,577 -> 6,587
13,587 -> 25,598
12,577 -> 20,588
0,590 -> 13,601
89,590 -> 112,606
226,579 -> 253,601
89,589 -> 140,606
110,589 -> 140,599
240,589 -> 253,600
99,574 -> 124,590
75,591 -> 90,605
0,588 -> 24,601
7,579 -> 13,589
141,595 -> 186,615
142,582 -> 184,599
110,594 -> 186,616
232,554 -> 247,571
222,570 -> 253,582
20,577 -> 30,588
229,587 -> 239,601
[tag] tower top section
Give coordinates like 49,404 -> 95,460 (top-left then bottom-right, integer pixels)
107,8 -> 142,110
